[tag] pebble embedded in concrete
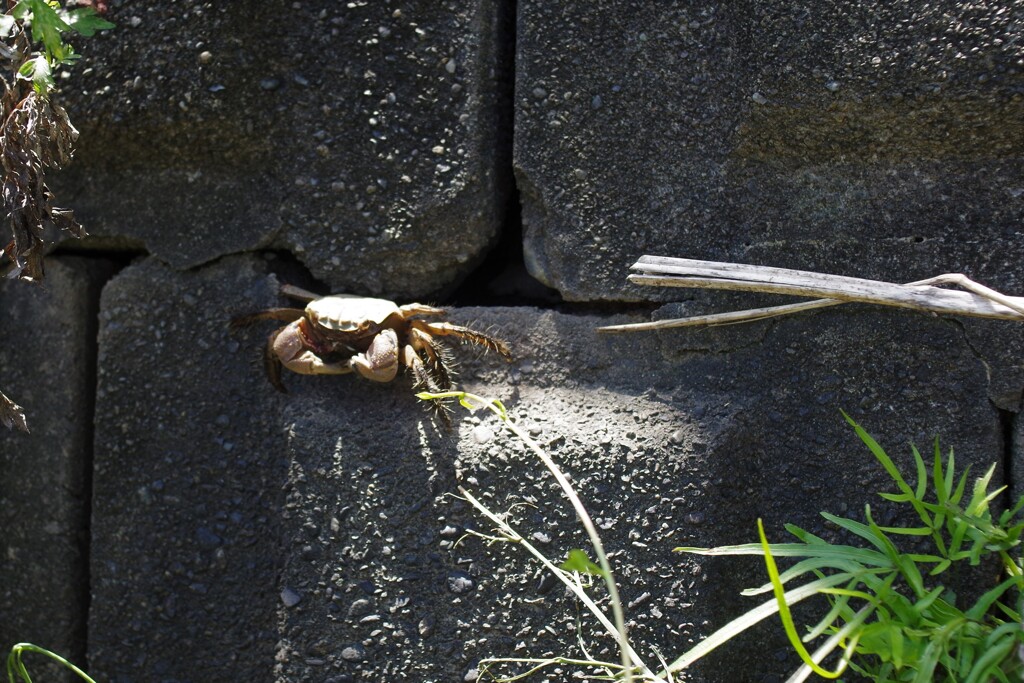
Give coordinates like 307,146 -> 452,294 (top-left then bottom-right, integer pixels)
447,571 -> 475,594
281,587 -> 301,607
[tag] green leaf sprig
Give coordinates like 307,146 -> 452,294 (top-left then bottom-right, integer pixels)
10,0 -> 113,94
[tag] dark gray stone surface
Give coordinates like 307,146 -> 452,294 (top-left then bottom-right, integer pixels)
89,257 -> 289,682
515,0 -> 1024,301
13,5 -> 1018,680
89,257 -> 1008,681
0,257 -> 111,681
54,0 -> 511,298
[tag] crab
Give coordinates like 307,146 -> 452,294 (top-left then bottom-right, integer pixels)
231,285 -> 512,420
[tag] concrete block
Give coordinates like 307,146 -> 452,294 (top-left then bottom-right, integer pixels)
515,0 -> 1024,300
55,0 -> 511,298
89,256 -> 289,681
0,257 -> 111,680
89,257 -> 1005,680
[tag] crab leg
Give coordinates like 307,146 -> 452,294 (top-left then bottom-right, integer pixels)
263,328 -> 289,393
399,303 -> 446,318
411,320 -> 512,359
279,284 -> 322,303
230,308 -> 305,329
402,344 -> 436,391
403,344 -> 453,427
409,327 -> 453,391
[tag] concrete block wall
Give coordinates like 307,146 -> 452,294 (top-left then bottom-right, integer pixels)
2,1 -> 1022,681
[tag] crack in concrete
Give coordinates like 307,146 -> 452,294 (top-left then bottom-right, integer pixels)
940,315 -> 1021,501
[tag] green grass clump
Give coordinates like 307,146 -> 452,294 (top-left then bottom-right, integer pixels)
678,413 -> 1024,682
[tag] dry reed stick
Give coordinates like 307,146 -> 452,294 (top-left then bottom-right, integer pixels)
599,256 -> 1024,333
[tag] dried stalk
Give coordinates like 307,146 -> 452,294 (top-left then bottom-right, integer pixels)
598,256 -> 1024,333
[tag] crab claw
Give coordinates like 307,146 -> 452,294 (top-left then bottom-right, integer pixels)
274,321 -> 354,378
261,328 -> 287,393
349,329 -> 399,382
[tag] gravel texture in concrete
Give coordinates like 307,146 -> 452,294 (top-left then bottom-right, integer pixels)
87,257 -> 1007,681
515,0 -> 1024,301
54,0 -> 511,299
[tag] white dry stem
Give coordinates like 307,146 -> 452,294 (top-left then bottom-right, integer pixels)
478,656 -> 628,682
433,391 -> 660,682
598,256 -> 1024,333
461,488 -> 659,681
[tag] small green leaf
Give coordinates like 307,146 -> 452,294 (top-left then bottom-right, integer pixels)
16,0 -> 72,62
964,633 -> 1016,683
999,494 -> 1024,525
844,413 -> 914,498
889,625 -> 905,669
559,549 -> 606,577
17,53 -> 53,94
964,575 -> 1023,621
59,7 -> 115,36
784,523 -> 827,544
912,585 -> 946,616
878,492 -> 916,503
950,465 -> 971,506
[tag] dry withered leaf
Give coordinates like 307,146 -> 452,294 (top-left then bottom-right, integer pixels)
0,18 -> 88,431
0,387 -> 28,432
1,89 -> 84,281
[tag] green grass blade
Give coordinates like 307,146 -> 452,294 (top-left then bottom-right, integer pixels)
902,552 -> 946,563
820,511 -> 894,555
995,600 -> 1020,622
861,507 -> 927,597
757,519 -> 845,679
999,494 -> 1024,526
964,575 -> 1023,620
742,559 -> 863,596
964,634 -> 1016,683
677,542 -> 891,567
874,525 -> 933,536
967,534 -> 989,565
944,446 -> 957,499
913,585 -> 946,616
913,631 -> 947,683
911,443 -> 927,502
949,509 -> 970,557
675,543 -> 781,556
878,585 -> 918,627
667,570 -> 856,672
803,590 -> 854,641
877,492 -> 918,506
5,644 -> 95,683
932,440 -> 948,501
1001,521 -> 1024,545
950,466 -> 971,506
784,523 -> 828,544
784,605 -> 872,683
965,463 -> 997,515
844,414 -> 915,498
